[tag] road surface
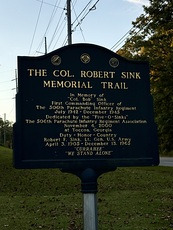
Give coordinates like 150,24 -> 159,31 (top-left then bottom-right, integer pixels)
159,157 -> 173,167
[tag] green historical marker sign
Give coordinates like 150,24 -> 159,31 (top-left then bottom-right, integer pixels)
13,43 -> 159,171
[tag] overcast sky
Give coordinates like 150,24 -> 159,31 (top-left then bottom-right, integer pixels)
0,0 -> 149,122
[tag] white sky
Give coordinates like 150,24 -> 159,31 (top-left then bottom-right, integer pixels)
0,0 -> 149,122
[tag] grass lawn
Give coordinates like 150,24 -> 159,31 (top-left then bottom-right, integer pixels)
0,146 -> 173,230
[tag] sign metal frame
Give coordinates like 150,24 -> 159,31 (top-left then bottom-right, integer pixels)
13,43 -> 159,171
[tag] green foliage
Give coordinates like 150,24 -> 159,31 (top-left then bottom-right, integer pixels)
0,147 -> 173,229
0,118 -> 13,147
118,0 -> 173,153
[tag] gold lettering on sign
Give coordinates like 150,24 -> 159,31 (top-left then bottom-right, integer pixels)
53,69 -> 74,77
80,70 -> 115,78
43,80 -> 93,89
27,69 -> 47,77
121,72 -> 141,79
101,82 -> 128,90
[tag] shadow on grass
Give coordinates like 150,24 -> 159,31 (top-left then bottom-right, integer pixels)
0,146 -> 173,229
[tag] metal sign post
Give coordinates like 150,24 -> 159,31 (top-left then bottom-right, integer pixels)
83,193 -> 98,230
78,168 -> 99,230
72,168 -> 114,230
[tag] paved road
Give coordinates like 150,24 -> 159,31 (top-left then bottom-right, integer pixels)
159,157 -> 173,167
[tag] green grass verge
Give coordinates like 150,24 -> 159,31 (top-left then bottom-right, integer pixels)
0,146 -> 173,229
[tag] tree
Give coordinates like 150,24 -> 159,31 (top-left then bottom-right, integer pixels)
0,118 -> 13,148
118,0 -> 173,153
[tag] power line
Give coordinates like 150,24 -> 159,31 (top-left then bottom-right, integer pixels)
111,13 -> 152,52
36,0 -> 62,54
48,3 -> 66,50
56,0 -> 93,46
30,0 -> 101,53
0,79 -> 16,84
0,89 -> 13,92
28,0 -> 44,55
0,98 -> 14,100
35,0 -> 64,9
61,35 -> 68,47
72,0 -> 100,33
71,1 -> 86,42
72,0 -> 93,28
48,0 -> 100,49
52,18 -> 67,49
110,27 -> 134,51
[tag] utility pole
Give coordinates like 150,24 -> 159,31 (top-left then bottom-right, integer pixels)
15,69 -> 18,93
45,37 -> 47,54
67,0 -> 72,45
3,113 -> 6,146
36,37 -> 47,55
